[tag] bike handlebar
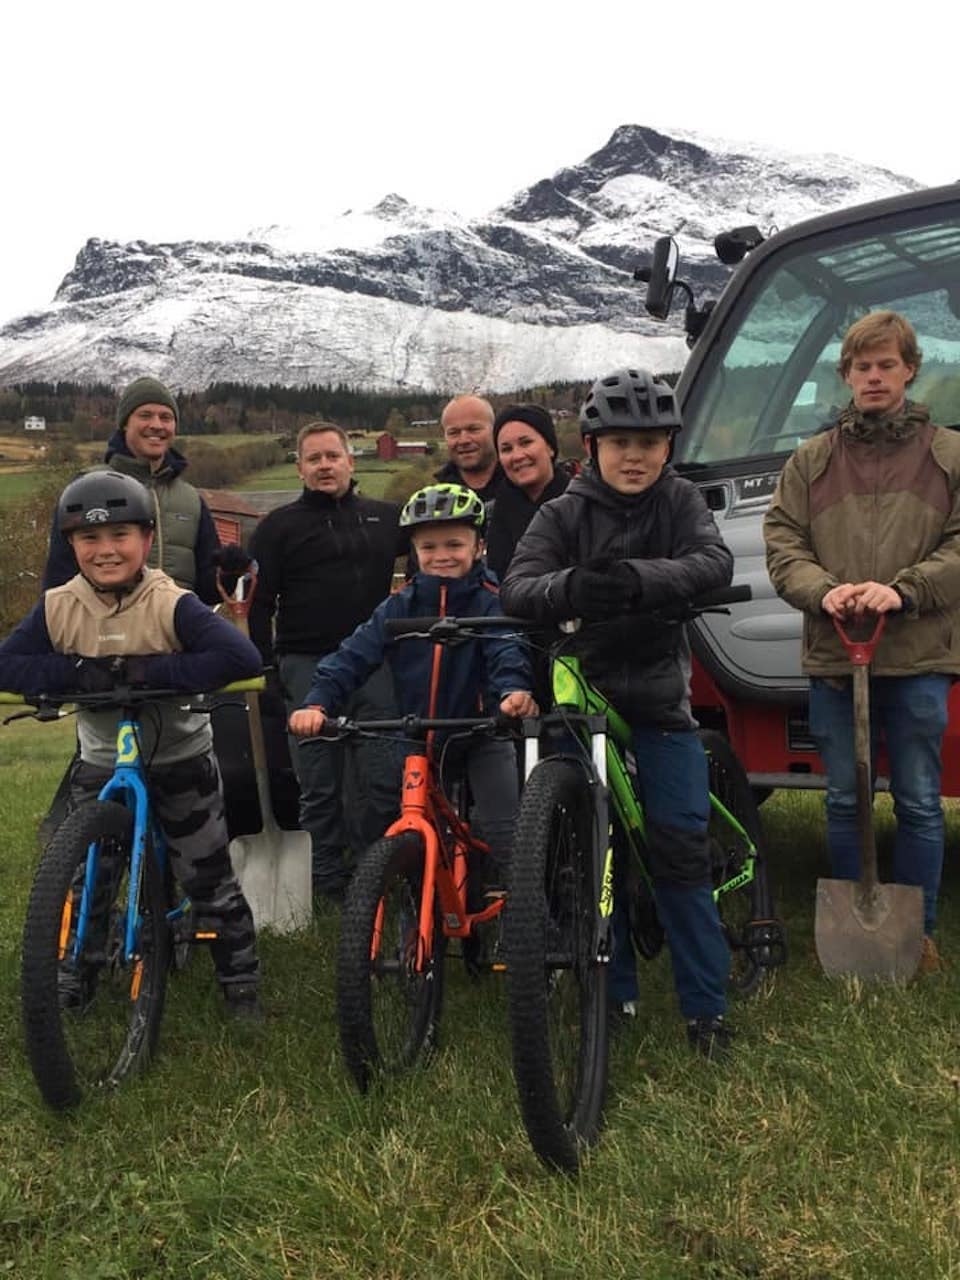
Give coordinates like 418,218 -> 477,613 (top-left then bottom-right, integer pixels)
383,584 -> 753,639
317,712 -> 514,741
0,676 -> 266,711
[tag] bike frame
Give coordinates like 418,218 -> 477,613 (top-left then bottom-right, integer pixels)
69,714 -> 171,969
540,651 -> 761,919
379,742 -> 506,967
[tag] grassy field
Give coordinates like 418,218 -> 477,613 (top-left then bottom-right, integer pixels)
0,445 -> 420,504
235,458 -> 420,500
1,718 -> 959,1278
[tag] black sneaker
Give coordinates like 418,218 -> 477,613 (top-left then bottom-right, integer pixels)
686,1015 -> 733,1060
608,999 -> 638,1035
222,983 -> 264,1023
58,965 -> 97,1013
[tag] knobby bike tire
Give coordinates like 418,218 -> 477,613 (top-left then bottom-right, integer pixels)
504,760 -> 608,1174
336,832 -> 445,1094
700,730 -> 779,997
21,800 -> 170,1110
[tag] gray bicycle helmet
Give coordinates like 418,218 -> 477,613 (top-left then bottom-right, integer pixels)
57,470 -> 156,534
579,368 -> 682,436
399,483 -> 486,530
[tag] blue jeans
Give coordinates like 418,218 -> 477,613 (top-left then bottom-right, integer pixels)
808,673 -> 950,934
610,727 -> 730,1020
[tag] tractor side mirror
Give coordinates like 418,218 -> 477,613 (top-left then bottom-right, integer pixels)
644,236 -> 680,320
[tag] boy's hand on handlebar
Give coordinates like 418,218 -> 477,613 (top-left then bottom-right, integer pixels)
71,655 -> 128,692
566,561 -> 639,618
499,690 -> 539,718
289,706 -> 326,736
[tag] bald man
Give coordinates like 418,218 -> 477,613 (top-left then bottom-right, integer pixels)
436,395 -> 505,501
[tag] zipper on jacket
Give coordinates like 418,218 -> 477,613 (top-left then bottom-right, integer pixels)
425,582 -> 447,756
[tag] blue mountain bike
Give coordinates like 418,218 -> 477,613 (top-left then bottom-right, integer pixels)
7,679 -> 262,1110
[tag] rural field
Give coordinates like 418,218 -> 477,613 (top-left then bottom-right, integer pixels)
0,432 -> 428,505
0,714 -> 958,1279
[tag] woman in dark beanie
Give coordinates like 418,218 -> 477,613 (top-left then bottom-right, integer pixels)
42,376 -> 221,604
485,404 -> 570,581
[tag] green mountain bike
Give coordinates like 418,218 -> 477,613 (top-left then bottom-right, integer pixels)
502,585 -> 786,1172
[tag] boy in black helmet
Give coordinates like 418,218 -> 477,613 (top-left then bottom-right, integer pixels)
0,471 -> 264,1019
501,369 -> 735,1057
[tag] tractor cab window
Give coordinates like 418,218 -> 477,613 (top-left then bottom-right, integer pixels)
678,208 -> 960,467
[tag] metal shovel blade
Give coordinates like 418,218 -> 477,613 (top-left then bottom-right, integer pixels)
228,692 -> 312,935
814,877 -> 923,981
219,566 -> 311,934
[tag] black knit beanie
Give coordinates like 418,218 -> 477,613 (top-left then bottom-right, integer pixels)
116,377 -> 179,431
492,404 -> 558,458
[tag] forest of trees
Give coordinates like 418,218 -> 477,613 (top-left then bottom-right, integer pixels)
0,379 -> 597,441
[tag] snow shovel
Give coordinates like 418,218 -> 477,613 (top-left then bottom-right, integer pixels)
218,565 -> 311,934
814,614 -> 923,981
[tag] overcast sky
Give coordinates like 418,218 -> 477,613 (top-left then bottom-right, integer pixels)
3,0 -> 957,327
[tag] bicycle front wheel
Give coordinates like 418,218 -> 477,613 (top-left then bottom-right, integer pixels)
21,800 -> 170,1110
336,832 -> 444,1093
701,730 -> 780,997
504,760 -> 608,1174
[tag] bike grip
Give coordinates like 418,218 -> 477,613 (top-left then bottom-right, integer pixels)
384,616 -> 442,636
221,676 -> 267,694
691,584 -> 752,608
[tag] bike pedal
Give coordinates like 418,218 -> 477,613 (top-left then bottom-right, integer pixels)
743,918 -> 787,968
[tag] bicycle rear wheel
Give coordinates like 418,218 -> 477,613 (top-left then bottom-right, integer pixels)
504,760 -> 608,1174
21,800 -> 170,1110
336,832 -> 444,1093
700,730 -> 782,997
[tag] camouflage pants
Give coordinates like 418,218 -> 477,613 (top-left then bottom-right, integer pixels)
69,751 -> 259,987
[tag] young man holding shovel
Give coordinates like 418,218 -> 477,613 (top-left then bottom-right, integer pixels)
764,310 -> 960,972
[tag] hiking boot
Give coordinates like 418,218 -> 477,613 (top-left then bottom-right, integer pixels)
686,1015 -> 733,1061
222,982 -> 264,1023
918,935 -> 943,975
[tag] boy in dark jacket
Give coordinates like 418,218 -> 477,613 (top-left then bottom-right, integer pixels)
289,483 -> 537,889
501,369 -> 735,1057
0,471 -> 264,1018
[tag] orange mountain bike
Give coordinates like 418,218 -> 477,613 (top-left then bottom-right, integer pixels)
331,615 -> 522,1093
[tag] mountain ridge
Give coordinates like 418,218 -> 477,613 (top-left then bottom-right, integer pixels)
0,124 -> 919,393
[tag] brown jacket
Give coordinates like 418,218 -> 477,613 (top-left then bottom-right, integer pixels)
763,402 -> 960,676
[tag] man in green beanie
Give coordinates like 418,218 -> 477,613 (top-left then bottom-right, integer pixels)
43,375 -> 221,604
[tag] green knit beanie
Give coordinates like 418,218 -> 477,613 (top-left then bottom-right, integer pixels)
116,377 -> 179,431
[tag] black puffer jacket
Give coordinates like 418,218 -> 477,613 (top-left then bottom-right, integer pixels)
485,468 -> 570,582
500,462 -> 732,728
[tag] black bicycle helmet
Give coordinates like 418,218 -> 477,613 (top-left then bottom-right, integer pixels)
399,483 -> 486,530
57,470 -> 156,534
579,368 -> 682,436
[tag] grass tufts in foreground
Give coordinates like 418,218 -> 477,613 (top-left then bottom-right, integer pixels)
2,718 -> 959,1278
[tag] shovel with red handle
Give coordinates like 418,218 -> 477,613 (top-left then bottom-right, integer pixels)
218,563 -> 311,934
813,613 -> 924,980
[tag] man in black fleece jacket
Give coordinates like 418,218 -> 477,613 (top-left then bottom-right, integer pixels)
248,422 -> 406,900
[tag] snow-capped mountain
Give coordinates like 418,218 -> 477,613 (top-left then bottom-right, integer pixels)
0,125 -> 919,393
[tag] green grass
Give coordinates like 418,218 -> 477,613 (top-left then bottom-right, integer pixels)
2,719 -> 960,1278
235,459 -> 422,500
0,470 -> 51,501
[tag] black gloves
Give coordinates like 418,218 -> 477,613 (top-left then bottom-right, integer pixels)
70,655 -> 151,692
71,656 -> 128,692
566,560 -> 641,619
212,544 -> 253,575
